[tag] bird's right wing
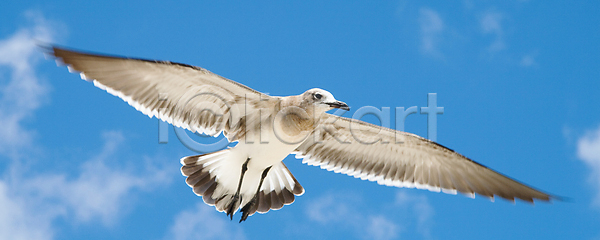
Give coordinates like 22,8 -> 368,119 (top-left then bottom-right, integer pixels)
294,113 -> 553,203
50,47 -> 273,141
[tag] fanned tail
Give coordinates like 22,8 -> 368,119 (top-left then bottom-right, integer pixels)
181,149 -> 305,221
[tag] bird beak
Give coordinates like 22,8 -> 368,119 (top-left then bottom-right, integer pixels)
327,101 -> 350,111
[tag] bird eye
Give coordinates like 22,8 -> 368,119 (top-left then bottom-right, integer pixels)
314,93 -> 322,100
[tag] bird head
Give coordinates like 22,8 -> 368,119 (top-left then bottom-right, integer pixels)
301,88 -> 350,112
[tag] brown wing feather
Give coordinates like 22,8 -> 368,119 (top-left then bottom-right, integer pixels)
295,114 -> 553,203
50,46 -> 267,141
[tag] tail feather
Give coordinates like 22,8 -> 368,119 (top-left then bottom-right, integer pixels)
184,167 -> 209,186
180,149 -> 305,220
256,191 -> 271,213
244,162 -> 305,217
181,150 -> 229,207
200,179 -> 218,205
181,164 -> 203,176
215,192 -> 240,214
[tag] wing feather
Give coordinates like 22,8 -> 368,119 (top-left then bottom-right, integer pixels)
295,114 -> 553,203
51,47 -> 270,141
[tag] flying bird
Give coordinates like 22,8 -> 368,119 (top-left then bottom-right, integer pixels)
49,46 -> 555,222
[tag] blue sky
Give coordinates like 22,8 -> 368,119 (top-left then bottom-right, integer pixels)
1,1 -> 599,239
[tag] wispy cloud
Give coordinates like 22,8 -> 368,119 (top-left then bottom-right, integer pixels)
577,125 -> 600,207
395,191 -> 434,239
22,131 -> 171,225
0,11 -> 171,239
520,51 -> 539,67
306,192 -> 400,240
0,13 -> 60,240
0,11 -> 55,158
165,203 -> 246,240
418,8 -> 444,57
0,130 -> 172,238
304,191 -> 434,240
0,181 -> 55,240
305,193 -> 353,224
366,215 -> 401,240
480,11 -> 505,53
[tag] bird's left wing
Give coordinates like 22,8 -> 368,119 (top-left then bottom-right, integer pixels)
294,113 -> 553,203
50,47 -> 271,141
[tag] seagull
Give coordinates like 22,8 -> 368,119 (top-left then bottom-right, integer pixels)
49,46 -> 555,222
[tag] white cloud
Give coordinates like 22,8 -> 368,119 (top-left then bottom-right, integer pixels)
520,50 -> 539,67
305,193 -> 352,223
395,191 -> 434,239
480,11 -> 505,52
520,54 -> 536,67
165,203 -> 246,240
0,181 -> 55,240
577,125 -> 600,207
305,192 -> 401,240
419,8 -> 444,57
0,12 -> 172,238
21,131 -> 171,226
0,130 -> 171,239
367,215 -> 400,240
0,11 -> 56,158
0,12 -> 60,240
